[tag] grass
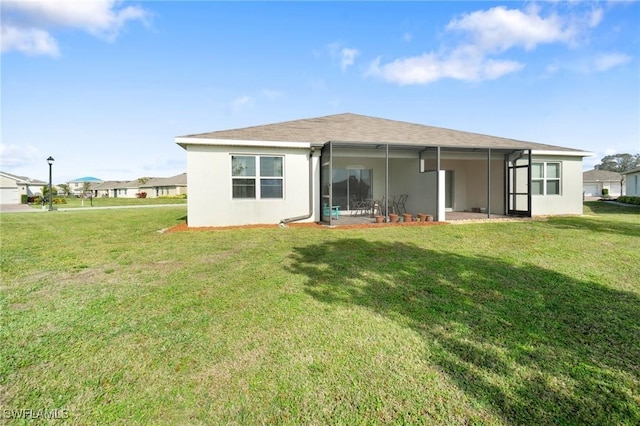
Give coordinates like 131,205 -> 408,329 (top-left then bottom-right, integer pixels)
29,196 -> 186,209
1,201 -> 638,424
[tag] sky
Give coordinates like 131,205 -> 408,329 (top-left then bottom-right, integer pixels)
1,1 -> 639,184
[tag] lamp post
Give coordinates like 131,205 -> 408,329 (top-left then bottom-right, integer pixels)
47,156 -> 55,211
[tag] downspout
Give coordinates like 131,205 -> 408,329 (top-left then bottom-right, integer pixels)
279,148 -> 316,227
487,148 -> 491,218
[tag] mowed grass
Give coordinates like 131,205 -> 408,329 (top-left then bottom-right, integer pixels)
1,202 -> 638,425
29,196 -> 187,209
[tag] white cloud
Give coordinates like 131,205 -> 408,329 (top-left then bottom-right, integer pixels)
340,48 -> 359,71
261,89 -> 284,100
593,52 -> 632,71
446,5 -> 577,52
367,48 -> 524,85
229,96 -> 255,114
327,42 -> 359,71
0,143 -> 42,168
1,24 -> 59,56
368,4 -> 604,85
1,0 -> 149,56
588,8 -> 604,28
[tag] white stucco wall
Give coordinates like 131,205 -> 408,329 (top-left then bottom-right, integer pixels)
625,172 -> 640,196
531,155 -> 584,216
186,144 -> 315,227
440,157 -> 505,214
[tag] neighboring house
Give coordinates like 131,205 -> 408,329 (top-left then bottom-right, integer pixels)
92,180 -> 127,198
0,171 -> 47,204
92,174 -> 187,198
176,113 -> 592,227
622,167 -> 640,196
67,176 -> 103,196
139,173 -> 187,198
95,180 -> 142,198
582,169 -> 624,198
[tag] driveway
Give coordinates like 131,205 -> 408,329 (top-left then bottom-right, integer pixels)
0,204 -> 42,213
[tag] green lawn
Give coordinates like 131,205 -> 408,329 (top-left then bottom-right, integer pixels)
1,202 -> 638,425
29,196 -> 186,209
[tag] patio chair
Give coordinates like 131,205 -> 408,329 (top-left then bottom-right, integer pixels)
323,203 -> 340,220
350,196 -> 369,216
395,194 -> 408,214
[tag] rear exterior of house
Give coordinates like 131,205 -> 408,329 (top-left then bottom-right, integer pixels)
177,113 -> 592,227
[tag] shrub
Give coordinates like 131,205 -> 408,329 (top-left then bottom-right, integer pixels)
601,188 -> 609,197
135,192 -> 147,198
616,196 -> 640,205
21,194 -> 28,204
53,197 -> 67,204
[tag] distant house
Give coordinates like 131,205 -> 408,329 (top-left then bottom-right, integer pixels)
622,167 -> 640,197
582,169 -> 624,198
67,176 -> 103,196
139,173 -> 187,198
92,180 -> 128,198
92,174 -> 187,198
0,171 -> 47,204
176,113 -> 593,227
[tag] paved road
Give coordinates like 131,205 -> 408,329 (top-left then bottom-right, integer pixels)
0,204 -> 186,214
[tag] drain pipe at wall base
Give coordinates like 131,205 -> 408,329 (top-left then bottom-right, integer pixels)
279,148 -> 316,227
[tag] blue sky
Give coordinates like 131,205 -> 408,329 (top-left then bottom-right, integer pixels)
2,1 -> 639,184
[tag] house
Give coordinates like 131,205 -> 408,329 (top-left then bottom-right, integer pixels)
176,113 -> 592,227
67,176 -> 103,196
93,179 -> 142,198
0,171 -> 47,204
91,174 -> 187,198
582,169 -> 624,198
622,167 -> 640,196
139,173 -> 187,198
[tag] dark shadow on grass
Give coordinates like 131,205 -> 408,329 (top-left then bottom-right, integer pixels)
288,239 -> 640,425
584,201 -> 640,215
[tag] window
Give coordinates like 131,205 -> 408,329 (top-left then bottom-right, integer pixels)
232,155 -> 283,199
532,162 -> 561,195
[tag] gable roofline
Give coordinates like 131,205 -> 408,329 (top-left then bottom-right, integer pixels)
583,169 -> 624,181
176,113 -> 590,154
622,166 -> 640,175
0,171 -> 47,184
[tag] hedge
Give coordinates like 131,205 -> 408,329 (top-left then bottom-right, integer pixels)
616,196 -> 640,206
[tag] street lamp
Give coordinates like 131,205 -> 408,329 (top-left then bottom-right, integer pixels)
47,156 -> 55,211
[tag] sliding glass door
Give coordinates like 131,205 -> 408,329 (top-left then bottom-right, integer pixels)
332,169 -> 373,211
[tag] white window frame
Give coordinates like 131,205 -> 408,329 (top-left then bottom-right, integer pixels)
231,155 -> 284,200
532,162 -> 562,196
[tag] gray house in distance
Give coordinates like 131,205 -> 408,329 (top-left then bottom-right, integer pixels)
177,113 -> 592,227
582,169 -> 624,198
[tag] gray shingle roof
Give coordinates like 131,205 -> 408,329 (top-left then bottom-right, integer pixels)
583,169 -> 623,181
179,113 -> 586,152
140,173 -> 187,188
622,166 -> 640,175
0,171 -> 47,184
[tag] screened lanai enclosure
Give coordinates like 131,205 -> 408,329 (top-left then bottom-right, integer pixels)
320,141 -> 533,224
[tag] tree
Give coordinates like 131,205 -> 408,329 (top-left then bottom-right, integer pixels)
594,153 -> 640,173
81,181 -> 92,198
58,183 -> 72,197
41,185 -> 58,198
